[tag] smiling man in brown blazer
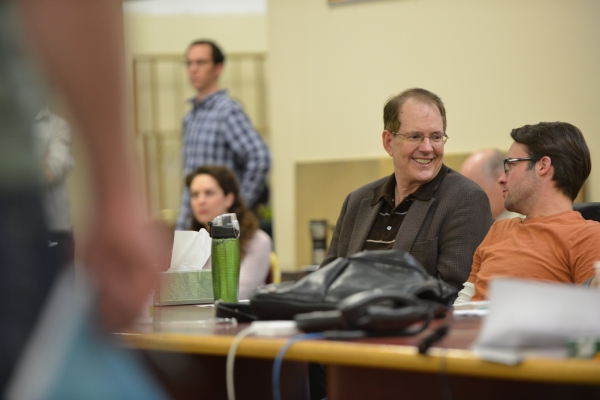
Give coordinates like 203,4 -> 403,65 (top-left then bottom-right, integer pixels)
320,88 -> 493,290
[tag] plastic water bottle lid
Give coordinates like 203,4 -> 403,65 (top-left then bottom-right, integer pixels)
209,213 -> 240,238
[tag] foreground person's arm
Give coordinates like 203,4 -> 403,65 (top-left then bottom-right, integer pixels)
16,0 -> 169,331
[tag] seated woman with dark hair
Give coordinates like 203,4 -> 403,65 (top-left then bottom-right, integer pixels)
186,165 -> 272,300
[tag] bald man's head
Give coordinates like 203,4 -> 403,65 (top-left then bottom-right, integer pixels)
461,149 -> 506,219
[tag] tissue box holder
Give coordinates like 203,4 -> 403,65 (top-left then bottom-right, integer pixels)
155,270 -> 214,306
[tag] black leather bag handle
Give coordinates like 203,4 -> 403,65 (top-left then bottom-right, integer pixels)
295,289 -> 442,336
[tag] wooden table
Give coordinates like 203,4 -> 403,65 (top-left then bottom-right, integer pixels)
120,305 -> 600,400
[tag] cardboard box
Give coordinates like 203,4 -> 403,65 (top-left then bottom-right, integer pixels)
155,270 -> 214,306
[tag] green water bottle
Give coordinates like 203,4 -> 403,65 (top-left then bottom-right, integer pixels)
209,213 -> 241,303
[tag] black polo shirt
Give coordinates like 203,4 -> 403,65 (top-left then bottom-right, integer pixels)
363,166 -> 448,251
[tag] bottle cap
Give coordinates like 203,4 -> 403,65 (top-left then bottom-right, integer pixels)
209,213 -> 240,239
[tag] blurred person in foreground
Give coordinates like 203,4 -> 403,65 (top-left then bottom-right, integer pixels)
2,0 -> 169,398
176,39 -> 271,230
455,122 -> 600,304
186,165 -> 272,300
460,148 -> 522,220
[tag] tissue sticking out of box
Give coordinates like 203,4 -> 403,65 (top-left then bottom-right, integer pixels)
169,229 -> 211,271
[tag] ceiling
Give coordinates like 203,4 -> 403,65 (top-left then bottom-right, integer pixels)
123,0 -> 266,15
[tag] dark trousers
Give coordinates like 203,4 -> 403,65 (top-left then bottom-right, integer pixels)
0,192 -> 63,393
47,230 -> 75,269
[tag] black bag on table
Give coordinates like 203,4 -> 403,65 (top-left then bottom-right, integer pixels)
249,249 -> 458,336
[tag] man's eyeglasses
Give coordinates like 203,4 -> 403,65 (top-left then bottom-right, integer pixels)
503,157 -> 535,174
392,132 -> 448,145
185,59 -> 213,67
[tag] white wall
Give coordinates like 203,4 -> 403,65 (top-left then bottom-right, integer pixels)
268,0 -> 600,270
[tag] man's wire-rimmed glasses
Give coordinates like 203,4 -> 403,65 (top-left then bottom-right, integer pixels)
392,132 -> 449,145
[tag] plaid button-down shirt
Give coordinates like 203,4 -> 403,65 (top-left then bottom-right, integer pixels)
175,90 -> 271,230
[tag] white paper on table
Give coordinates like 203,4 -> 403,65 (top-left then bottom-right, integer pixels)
168,229 -> 211,271
471,278 -> 600,365
453,309 -> 490,317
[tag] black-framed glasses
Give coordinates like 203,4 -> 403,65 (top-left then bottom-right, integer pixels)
392,132 -> 449,145
503,157 -> 535,174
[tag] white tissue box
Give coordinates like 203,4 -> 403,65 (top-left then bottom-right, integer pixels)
154,270 -> 214,306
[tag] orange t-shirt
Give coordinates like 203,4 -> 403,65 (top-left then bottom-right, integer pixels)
469,211 -> 600,301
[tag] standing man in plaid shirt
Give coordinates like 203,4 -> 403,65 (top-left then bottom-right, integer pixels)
176,39 -> 271,230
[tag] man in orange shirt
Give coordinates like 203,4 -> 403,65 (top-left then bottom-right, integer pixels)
455,122 -> 600,303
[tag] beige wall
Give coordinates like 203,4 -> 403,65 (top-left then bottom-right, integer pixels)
123,13 -> 267,54
268,0 -> 600,271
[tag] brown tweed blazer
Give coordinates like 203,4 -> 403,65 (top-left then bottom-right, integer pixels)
321,166 -> 493,290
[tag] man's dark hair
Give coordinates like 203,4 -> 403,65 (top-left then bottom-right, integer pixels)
510,122 -> 591,201
383,88 -> 447,133
187,39 -> 225,65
